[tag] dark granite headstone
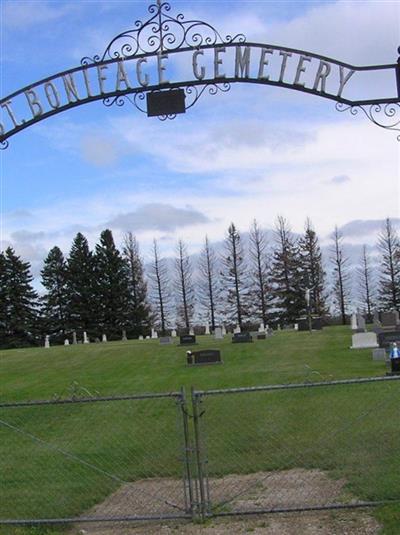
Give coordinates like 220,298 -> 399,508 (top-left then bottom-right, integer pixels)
232,332 -> 253,343
378,331 -> 400,349
180,334 -> 196,345
257,333 -> 266,340
187,349 -> 222,365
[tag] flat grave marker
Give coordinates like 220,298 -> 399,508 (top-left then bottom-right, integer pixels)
186,349 -> 222,366
232,332 -> 253,343
180,334 -> 197,345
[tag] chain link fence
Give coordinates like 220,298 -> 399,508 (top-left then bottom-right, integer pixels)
0,391 -> 192,525
1,376 -> 400,526
193,376 -> 400,519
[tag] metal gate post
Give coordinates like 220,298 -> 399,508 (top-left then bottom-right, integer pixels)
191,387 -> 209,521
178,387 -> 196,518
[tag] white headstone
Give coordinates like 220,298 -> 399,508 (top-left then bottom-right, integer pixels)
222,325 -> 226,336
357,315 -> 366,332
277,325 -> 281,331
294,323 -> 299,331
234,325 -> 241,334
258,323 -> 265,332
101,334 -> 107,343
171,329 -> 177,338
139,335 -> 144,340
83,331 -> 89,344
351,332 -> 379,349
151,328 -> 158,339
214,327 -> 223,339
122,329 -> 128,341
189,327 -> 195,336
145,335 -> 150,340
205,324 -> 210,335
45,335 -> 50,349
64,339 -> 69,346
72,331 -> 77,345
351,313 -> 358,330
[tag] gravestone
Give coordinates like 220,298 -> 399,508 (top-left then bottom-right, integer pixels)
151,328 -> 158,339
277,325 -> 281,331
145,335 -> 150,339
381,311 -> 400,327
205,324 -> 210,335
372,348 -> 387,361
171,329 -> 177,338
232,332 -> 253,343
180,334 -> 196,345
378,331 -> 400,349
138,335 -> 144,340
234,325 -> 241,334
351,332 -> 378,349
189,327 -> 195,336
160,336 -> 173,345
102,334 -> 107,343
187,349 -> 222,366
64,339 -> 69,346
294,323 -> 299,331
257,333 -> 266,340
373,310 -> 380,325
95,337 -> 100,343
83,332 -> 89,344
45,335 -> 50,349
351,313 -> 358,330
214,327 -> 223,339
312,317 -> 323,330
222,325 -> 227,336
258,323 -> 265,332
122,330 -> 127,341
356,314 -> 366,332
72,331 -> 77,345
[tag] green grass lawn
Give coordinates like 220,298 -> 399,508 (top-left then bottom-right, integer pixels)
1,326 -> 399,533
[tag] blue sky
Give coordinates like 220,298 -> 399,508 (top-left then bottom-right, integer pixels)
1,0 -> 399,279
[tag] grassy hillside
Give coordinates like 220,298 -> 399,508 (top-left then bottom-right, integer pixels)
1,326 -> 399,534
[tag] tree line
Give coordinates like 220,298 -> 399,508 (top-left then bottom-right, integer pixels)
1,217 -> 399,348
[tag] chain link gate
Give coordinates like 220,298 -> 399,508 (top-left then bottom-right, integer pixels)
192,376 -> 400,519
0,391 -> 194,526
2,376 -> 400,527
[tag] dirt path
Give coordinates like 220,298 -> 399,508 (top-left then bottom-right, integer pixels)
70,469 -> 381,535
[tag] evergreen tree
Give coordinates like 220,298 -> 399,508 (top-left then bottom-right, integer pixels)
357,244 -> 376,317
221,223 -> 248,328
0,247 -> 38,348
270,216 -> 303,324
148,239 -> 171,334
198,236 -> 219,331
298,218 -> 327,316
330,226 -> 351,324
66,232 -> 97,335
122,232 -> 152,336
249,219 -> 271,326
40,246 -> 68,339
95,229 -> 130,338
175,239 -> 195,330
377,218 -> 400,311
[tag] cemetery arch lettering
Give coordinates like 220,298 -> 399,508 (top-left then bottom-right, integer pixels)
1,0 -> 400,149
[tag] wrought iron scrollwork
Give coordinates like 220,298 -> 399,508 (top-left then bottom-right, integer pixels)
335,102 -> 400,140
81,0 -> 246,65
102,82 -> 233,120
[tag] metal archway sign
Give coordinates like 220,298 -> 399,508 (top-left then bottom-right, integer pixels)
1,0 -> 400,149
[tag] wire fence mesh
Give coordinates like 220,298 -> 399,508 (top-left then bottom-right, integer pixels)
0,391 -> 191,524
2,376 -> 400,526
193,376 -> 400,518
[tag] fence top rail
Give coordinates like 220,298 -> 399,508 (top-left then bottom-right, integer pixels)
193,375 -> 400,397
0,391 -> 182,408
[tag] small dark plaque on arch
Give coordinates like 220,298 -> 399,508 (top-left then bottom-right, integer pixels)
147,89 -> 186,117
